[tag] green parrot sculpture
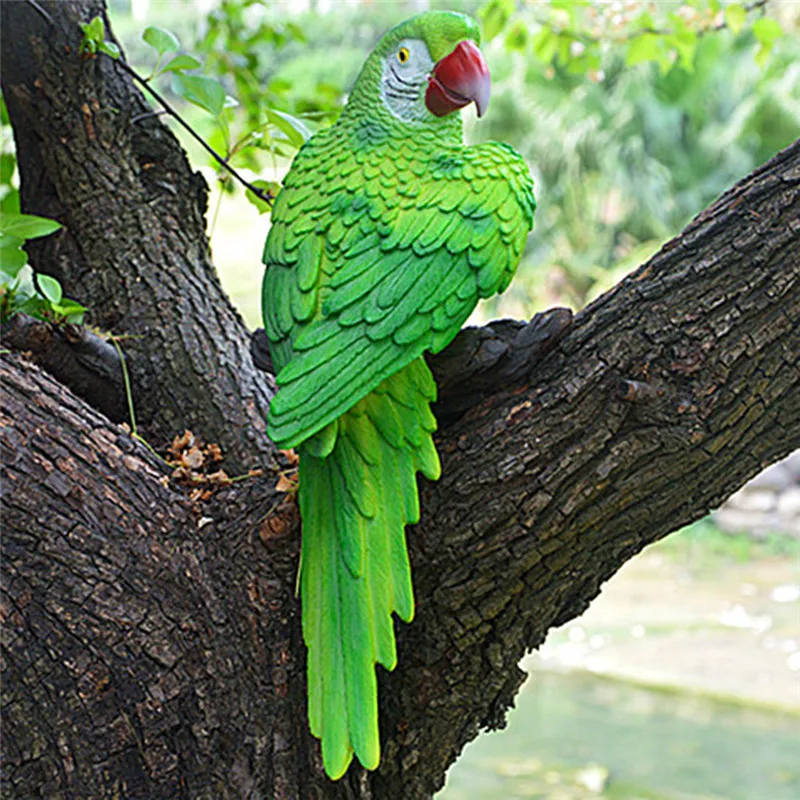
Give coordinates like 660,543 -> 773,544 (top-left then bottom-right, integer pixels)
262,10 -> 535,780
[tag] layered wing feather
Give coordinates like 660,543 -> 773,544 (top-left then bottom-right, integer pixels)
263,139 -> 535,450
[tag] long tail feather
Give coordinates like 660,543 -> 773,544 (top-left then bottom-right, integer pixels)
299,356 -> 440,779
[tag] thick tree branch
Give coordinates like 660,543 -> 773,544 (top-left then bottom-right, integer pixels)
2,137 -> 798,797
112,57 -> 275,207
1,312 -> 127,421
0,353 -> 307,798
383,137 -> 800,797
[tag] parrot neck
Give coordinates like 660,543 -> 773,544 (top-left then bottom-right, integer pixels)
339,96 -> 464,150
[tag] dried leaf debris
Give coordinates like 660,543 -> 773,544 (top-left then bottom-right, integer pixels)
166,429 -> 262,502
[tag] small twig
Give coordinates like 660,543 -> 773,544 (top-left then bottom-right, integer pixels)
23,0 -> 273,206
133,432 -> 173,468
130,109 -> 167,125
106,336 -> 170,466
697,0 -> 769,38
25,0 -> 52,24
209,177 -> 226,238
114,59 -> 274,206
103,332 -> 143,341
109,335 -> 138,435
227,468 -> 265,484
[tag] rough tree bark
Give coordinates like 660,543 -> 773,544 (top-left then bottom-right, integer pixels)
2,2 -> 799,799
1,0 -> 275,472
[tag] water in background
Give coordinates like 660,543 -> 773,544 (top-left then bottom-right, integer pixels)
440,669 -> 800,800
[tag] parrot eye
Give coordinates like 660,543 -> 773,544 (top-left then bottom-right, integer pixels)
397,47 -> 410,64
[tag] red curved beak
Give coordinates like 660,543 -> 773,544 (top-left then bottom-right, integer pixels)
425,39 -> 491,118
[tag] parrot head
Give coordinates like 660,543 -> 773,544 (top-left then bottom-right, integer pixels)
349,11 -> 490,127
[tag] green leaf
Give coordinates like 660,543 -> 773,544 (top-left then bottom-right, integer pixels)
98,40 -> 120,59
0,237 -> 27,277
245,180 -> 280,215
216,109 -> 232,153
235,145 -> 260,173
0,267 -> 19,287
725,4 -> 747,35
550,0 -> 588,10
504,20 -> 528,52
51,299 -> 87,323
752,17 -> 782,47
268,77 -> 293,95
173,73 -> 226,116
0,213 -> 62,240
207,125 -> 229,161
626,33 -> 660,66
632,11 -> 655,31
160,54 -> 202,74
654,46 -> 675,74
82,15 -> 105,45
479,0 -> 514,43
566,49 -> 601,75
0,189 -> 20,216
79,15 -> 106,55
8,264 -> 35,296
0,233 -> 23,249
0,153 -> 16,186
37,274 -> 62,305
16,294 -> 49,320
666,30 -> 697,72
555,34 -> 571,65
143,26 -> 180,55
270,143 -> 295,159
266,109 -> 311,148
532,28 -> 558,64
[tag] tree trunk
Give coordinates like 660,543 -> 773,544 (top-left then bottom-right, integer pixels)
0,0 -> 275,472
2,1 -> 799,798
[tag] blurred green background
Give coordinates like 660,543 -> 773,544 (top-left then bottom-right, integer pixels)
106,0 -> 800,329
8,1 -> 799,796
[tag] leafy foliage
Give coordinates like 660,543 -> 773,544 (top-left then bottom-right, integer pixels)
0,212 -> 86,324
99,0 -> 796,323
1,96 -> 86,324
470,0 -> 798,312
79,10 -> 311,215
133,6 -> 318,211
478,0 -> 784,76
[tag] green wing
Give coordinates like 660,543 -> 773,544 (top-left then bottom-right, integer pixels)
264,141 -> 535,450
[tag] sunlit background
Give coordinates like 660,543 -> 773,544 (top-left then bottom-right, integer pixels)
32,0 -> 800,796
